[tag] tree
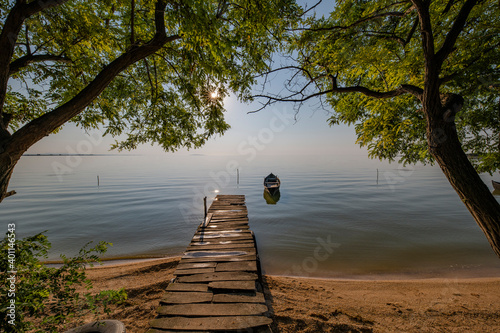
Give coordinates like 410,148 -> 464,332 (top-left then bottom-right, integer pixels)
0,0 -> 299,202
256,0 -> 500,256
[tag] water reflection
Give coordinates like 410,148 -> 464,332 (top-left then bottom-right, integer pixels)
263,188 -> 280,204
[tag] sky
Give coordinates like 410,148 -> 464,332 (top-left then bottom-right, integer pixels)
22,0 -> 369,160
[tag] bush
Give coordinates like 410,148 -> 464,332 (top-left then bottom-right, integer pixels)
1,232 -> 127,332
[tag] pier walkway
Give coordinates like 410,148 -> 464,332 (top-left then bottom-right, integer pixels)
148,195 -> 272,332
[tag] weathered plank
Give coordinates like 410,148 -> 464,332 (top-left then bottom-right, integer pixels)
182,250 -> 255,259
195,229 -> 251,235
192,234 -> 254,241
208,280 -> 256,291
166,283 -> 209,292
201,223 -> 250,230
175,262 -> 217,270
216,261 -> 257,272
187,243 -> 255,251
161,292 -> 212,304
157,303 -> 268,316
150,316 -> 272,331
179,254 -> 257,263
190,240 -> 254,246
212,292 -> 266,304
177,271 -> 258,283
173,267 -> 215,276
192,233 -> 252,241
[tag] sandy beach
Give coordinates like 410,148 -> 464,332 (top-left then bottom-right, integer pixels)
61,257 -> 500,332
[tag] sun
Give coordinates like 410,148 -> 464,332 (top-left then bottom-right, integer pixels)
210,91 -> 219,99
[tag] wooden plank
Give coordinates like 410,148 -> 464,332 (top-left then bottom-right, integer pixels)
195,229 -> 251,235
150,316 -> 272,331
210,213 -> 248,219
216,261 -> 257,272
179,254 -> 257,263
209,219 -> 249,224
176,262 -> 217,270
186,242 -> 255,251
190,240 -> 254,246
201,223 -> 249,230
177,272 -> 258,283
174,267 -> 215,275
208,280 -> 256,291
166,283 -> 208,292
161,292 -> 212,304
212,292 -> 266,304
192,234 -> 254,241
182,250 -> 256,259
157,303 -> 267,316
192,233 -> 251,240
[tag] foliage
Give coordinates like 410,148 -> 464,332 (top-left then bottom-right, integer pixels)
279,0 -> 499,171
2,0 -> 300,151
0,232 -> 127,333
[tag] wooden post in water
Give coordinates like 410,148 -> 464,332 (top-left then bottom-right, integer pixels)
237,169 -> 239,185
376,169 -> 379,185
203,196 -> 207,218
97,175 -> 100,187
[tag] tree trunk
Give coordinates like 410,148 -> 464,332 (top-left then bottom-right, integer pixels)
427,104 -> 500,258
0,140 -> 21,202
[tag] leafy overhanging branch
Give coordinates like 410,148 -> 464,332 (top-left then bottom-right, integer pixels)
9,0 -> 180,154
0,0 -> 71,130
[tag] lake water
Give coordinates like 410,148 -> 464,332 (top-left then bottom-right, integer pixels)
2,153 -> 500,278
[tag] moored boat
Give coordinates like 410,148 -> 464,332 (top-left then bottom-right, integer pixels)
264,173 -> 280,193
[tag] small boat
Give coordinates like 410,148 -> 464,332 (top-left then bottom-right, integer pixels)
493,180 -> 500,191
264,173 -> 280,193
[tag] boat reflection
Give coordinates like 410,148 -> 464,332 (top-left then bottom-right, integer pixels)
263,188 -> 280,204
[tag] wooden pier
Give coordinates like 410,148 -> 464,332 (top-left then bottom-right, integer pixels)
148,195 -> 272,332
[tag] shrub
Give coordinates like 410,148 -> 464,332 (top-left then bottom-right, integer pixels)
1,232 -> 127,332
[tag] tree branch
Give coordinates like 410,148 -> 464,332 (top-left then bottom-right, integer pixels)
9,54 -> 72,75
404,17 -> 419,46
252,77 -> 423,113
5,190 -> 16,198
0,0 -> 71,136
9,0 -> 180,153
435,0 -> 478,66
293,11 -> 409,32
2,113 -> 12,128
410,0 -> 435,58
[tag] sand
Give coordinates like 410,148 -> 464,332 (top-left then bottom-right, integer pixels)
64,257 -> 500,333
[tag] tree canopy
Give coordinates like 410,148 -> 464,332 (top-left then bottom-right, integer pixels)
1,0 -> 299,151
258,0 -> 499,173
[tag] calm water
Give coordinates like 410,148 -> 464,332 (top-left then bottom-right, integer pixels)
2,154 -> 500,278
